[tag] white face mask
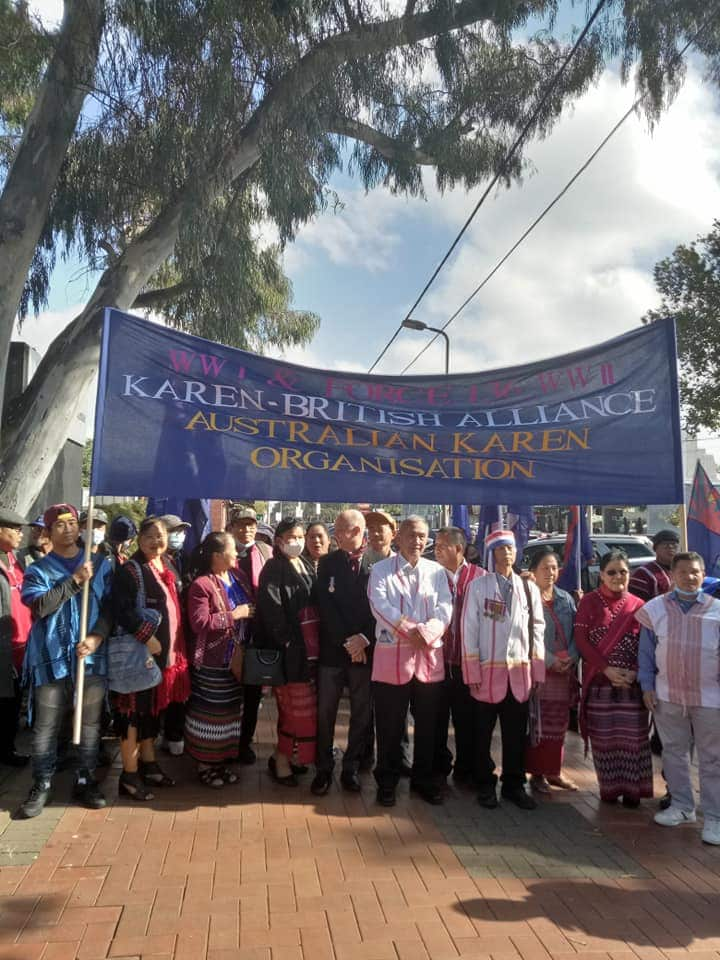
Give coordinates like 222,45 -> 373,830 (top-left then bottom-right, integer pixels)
280,539 -> 304,559
168,531 -> 186,551
81,529 -> 105,546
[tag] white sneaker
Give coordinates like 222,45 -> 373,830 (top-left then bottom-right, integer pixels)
702,818 -> 720,845
654,806 -> 696,826
167,739 -> 184,756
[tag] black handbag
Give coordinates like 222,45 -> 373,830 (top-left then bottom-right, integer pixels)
242,647 -> 286,686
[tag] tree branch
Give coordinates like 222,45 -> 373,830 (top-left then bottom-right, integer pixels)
328,116 -> 436,164
219,0 -> 503,185
132,280 -> 193,309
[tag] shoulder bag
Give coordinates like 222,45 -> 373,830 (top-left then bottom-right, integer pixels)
107,561 -> 163,694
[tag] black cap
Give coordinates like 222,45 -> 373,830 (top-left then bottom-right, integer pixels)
652,529 -> 680,548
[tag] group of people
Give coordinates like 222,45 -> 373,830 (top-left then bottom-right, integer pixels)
0,502 -> 718,845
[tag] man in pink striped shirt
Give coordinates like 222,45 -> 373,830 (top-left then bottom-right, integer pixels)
368,516 -> 453,807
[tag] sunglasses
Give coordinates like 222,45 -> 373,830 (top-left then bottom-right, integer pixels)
604,568 -> 629,576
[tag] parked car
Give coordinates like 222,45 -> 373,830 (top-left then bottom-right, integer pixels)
521,534 -> 655,590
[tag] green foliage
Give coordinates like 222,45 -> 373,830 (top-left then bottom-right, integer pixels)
644,220 -> 720,436
9,0 -> 719,350
0,0 -> 51,169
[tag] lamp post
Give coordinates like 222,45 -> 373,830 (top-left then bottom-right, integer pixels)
401,318 -> 450,375
401,318 -> 451,526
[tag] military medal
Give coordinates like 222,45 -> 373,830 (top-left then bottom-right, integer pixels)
483,597 -> 507,620
328,576 -> 335,594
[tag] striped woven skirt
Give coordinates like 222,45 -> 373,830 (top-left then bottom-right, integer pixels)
275,678 -> 317,765
525,669 -> 578,776
586,679 -> 653,802
184,666 -> 243,765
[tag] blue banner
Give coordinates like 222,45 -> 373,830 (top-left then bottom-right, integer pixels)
91,310 -> 683,505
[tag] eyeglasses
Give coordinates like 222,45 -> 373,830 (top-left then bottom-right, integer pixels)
604,569 -> 628,576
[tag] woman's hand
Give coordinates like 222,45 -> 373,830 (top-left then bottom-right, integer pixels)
603,666 -> 630,687
232,604 -> 254,621
146,636 -> 162,656
77,634 -> 102,659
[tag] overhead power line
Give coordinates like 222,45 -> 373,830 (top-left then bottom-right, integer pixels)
398,16 -> 715,375
366,0 -> 610,373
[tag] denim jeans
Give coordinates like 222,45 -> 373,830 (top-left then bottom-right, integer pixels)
32,676 -> 105,782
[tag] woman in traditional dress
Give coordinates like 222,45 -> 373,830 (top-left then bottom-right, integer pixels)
575,549 -> 652,806
303,522 -> 331,572
526,547 -> 579,793
112,517 -> 191,800
256,518 -> 317,786
185,532 -> 254,787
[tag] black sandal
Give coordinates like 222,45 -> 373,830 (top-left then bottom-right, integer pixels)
268,755 -> 298,787
119,771 -> 155,801
198,766 -> 224,789
218,767 -> 238,784
139,760 -> 176,787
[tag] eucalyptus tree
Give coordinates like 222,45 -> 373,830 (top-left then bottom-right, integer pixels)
0,0 -> 716,510
644,220 -> 720,435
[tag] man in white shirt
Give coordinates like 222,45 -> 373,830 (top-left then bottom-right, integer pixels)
368,516 -> 452,807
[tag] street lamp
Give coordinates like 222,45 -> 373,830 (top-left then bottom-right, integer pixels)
401,318 -> 450,375
401,318 -> 451,526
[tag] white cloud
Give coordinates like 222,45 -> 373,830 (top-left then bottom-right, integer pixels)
15,304 -> 81,357
366,65 -> 720,376
283,189 -> 408,274
28,0 -> 62,27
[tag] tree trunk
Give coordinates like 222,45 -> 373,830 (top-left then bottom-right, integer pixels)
0,0 -> 104,428
0,204 -> 182,513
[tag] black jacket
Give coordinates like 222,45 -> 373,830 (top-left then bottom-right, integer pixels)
255,554 -> 315,683
315,550 -> 375,669
112,551 -> 183,670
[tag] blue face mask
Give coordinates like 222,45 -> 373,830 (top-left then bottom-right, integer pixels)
674,586 -> 702,600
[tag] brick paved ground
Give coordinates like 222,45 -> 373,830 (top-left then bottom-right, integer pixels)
0,697 -> 718,960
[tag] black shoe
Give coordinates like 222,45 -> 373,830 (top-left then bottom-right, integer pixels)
477,787 -> 499,809
340,772 -> 362,793
410,782 -> 443,805
268,755 -> 298,787
501,786 -> 537,810
311,772 -> 332,796
18,780 -> 52,819
658,791 -> 672,811
73,772 -> 107,810
622,795 -> 641,809
237,743 -> 257,765
291,763 -> 309,775
376,786 -> 396,807
399,762 -> 413,778
0,751 -> 30,768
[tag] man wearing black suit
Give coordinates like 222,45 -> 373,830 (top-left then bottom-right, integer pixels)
312,509 -> 374,795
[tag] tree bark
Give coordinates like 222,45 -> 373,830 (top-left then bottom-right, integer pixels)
0,0 -> 513,512
0,0 -> 104,428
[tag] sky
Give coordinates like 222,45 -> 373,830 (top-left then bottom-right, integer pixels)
17,1 -> 720,459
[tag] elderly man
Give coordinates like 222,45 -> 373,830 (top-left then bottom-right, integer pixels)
434,526 -> 486,785
461,529 -> 545,810
629,530 -> 679,602
19,504 -> 113,818
368,516 -> 453,807
17,517 -> 51,569
638,552 -> 720,845
0,507 -> 32,767
229,505 -> 272,763
312,509 -> 375,795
